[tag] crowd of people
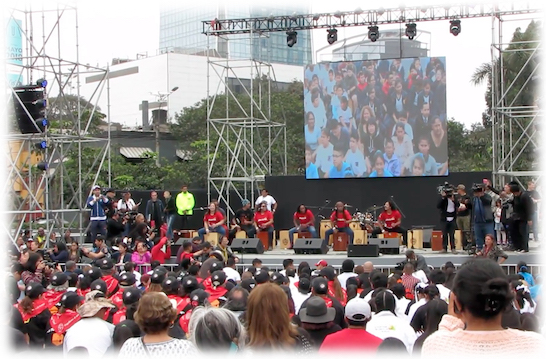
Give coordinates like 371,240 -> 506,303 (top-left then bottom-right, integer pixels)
7,239 -> 544,356
304,57 -> 448,179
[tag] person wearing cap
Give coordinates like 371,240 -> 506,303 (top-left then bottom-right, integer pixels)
111,272 -> 137,308
300,296 -> 342,348
47,292 -> 82,348
97,258 -> 120,297
14,283 -> 51,348
289,204 -> 318,248
63,290 -> 116,357
292,277 -> 311,315
229,199 -> 256,242
179,289 -> 210,334
87,185 -> 110,242
112,287 -> 142,325
162,277 -> 189,313
315,259 -> 328,271
300,277 -> 346,329
176,184 -> 195,230
320,266 -> 347,306
204,270 -> 229,307
223,257 -> 241,284
320,297 -> 383,352
43,272 -> 69,312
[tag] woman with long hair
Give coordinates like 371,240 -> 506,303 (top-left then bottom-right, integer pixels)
319,266 -> 347,306
197,202 -> 227,240
15,283 -> 51,348
131,241 -> 151,274
67,241 -> 83,263
49,242 -> 69,263
288,204 -> 317,248
422,258 -> 545,355
246,282 -> 313,353
118,292 -> 196,357
188,306 -> 246,352
475,234 -> 508,264
21,252 -> 48,285
372,200 -> 407,246
412,298 -> 448,355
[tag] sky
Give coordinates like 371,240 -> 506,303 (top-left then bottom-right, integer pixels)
4,0 -> 543,129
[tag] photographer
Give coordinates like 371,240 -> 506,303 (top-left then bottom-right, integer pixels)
106,211 -> 126,246
437,186 -> 459,254
455,184 -> 471,249
508,182 -> 534,253
466,183 -> 494,252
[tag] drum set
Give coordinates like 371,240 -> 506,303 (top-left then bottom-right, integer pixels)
351,205 -> 382,232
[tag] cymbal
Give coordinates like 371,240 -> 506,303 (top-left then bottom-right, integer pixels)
366,205 -> 383,211
344,204 -> 353,208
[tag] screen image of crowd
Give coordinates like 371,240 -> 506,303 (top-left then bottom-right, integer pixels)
304,57 -> 448,179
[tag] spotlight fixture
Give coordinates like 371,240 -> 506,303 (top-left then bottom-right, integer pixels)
368,26 -> 379,42
36,78 -> 47,87
286,31 -> 297,47
327,29 -> 337,45
450,20 -> 461,36
405,23 -> 417,40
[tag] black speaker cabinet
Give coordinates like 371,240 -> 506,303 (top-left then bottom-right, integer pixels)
293,238 -> 328,255
348,244 -> 380,257
231,238 -> 264,254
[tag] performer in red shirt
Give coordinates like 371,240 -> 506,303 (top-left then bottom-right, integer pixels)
371,200 -> 407,246
288,204 -> 318,248
150,236 -> 172,264
323,201 -> 354,248
254,201 -> 274,250
197,202 -> 226,239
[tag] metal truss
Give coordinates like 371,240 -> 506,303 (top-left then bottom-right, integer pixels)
203,2 -> 542,35
4,3 -> 111,245
490,12 -> 542,188
206,33 -> 287,219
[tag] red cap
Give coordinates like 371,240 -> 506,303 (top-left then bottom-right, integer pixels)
315,260 -> 328,267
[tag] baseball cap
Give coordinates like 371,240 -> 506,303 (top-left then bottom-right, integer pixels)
119,272 -> 136,286
271,272 -> 287,285
345,297 -> 372,321
241,199 -> 250,206
240,278 -> 257,292
298,277 -> 311,294
50,272 -> 68,287
190,289 -> 209,307
150,269 -> 167,284
92,185 -> 101,190
122,287 -> 142,306
211,270 -> 227,288
162,277 -> 180,293
25,283 -> 45,299
182,276 -> 199,293
98,258 -> 114,270
85,267 -> 103,281
319,266 -> 336,281
60,292 -> 83,309
255,269 -> 270,284
312,277 -> 329,295
105,188 -> 115,193
90,279 -> 108,294
209,261 -> 224,273
315,260 -> 328,267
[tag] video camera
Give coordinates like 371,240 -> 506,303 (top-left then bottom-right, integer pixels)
471,183 -> 485,192
437,182 -> 455,196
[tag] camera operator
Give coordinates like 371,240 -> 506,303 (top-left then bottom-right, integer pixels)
127,214 -> 151,249
507,182 -> 534,253
466,183 -> 494,252
86,185 -> 109,241
437,186 -> 459,254
106,211 -> 125,246
104,188 -> 117,218
455,184 -> 471,249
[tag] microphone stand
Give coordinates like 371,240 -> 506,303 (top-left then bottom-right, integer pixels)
390,195 -> 405,218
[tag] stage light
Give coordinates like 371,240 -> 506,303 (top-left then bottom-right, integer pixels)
37,162 -> 48,171
34,141 -> 47,150
286,31 -> 297,47
36,78 -> 47,88
450,20 -> 461,36
368,26 -> 379,42
41,118 -> 49,128
405,23 -> 417,40
327,29 -> 337,45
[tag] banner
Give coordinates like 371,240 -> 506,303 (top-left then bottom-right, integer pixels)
303,57 -> 447,179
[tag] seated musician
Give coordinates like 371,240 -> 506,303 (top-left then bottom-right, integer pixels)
371,201 -> 408,246
197,202 -> 226,240
323,201 -> 354,247
254,201 -> 274,251
228,199 -> 256,243
288,204 -> 318,248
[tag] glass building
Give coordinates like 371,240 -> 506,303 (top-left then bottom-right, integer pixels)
159,4 -> 312,66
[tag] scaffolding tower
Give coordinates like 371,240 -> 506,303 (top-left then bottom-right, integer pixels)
4,3 -> 111,245
490,12 -> 542,188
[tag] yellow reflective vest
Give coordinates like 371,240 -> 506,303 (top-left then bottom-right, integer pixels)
176,192 -> 195,215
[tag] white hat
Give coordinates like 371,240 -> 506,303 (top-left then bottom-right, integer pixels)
344,297 -> 372,321
92,185 -> 101,190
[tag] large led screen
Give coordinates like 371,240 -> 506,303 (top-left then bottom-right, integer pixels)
304,57 -> 447,179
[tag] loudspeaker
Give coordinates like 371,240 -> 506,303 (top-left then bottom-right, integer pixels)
12,87 -> 47,133
231,238 -> 264,254
293,238 -> 327,255
348,244 -> 379,257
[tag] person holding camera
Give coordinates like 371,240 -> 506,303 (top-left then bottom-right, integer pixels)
437,187 -> 459,254
507,182 -> 534,253
466,184 -> 494,252
106,211 -> 125,246
86,185 -> 110,241
455,184 -> 471,249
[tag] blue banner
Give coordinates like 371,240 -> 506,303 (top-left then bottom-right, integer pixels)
6,18 -> 23,65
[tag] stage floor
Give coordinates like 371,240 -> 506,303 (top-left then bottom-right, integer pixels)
236,241 -> 543,268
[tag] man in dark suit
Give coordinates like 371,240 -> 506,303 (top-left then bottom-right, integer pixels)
508,182 -> 534,253
437,188 -> 460,254
145,191 -> 165,231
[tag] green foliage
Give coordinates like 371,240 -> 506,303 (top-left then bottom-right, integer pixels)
447,118 -> 492,172
47,94 -> 106,135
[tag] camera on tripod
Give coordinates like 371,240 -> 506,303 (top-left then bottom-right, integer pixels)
471,183 -> 484,192
437,182 -> 455,196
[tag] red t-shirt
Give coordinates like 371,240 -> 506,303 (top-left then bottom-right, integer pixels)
204,211 -> 224,227
320,328 -> 383,352
255,211 -> 273,229
378,210 -> 401,229
330,210 -> 352,228
294,209 -> 314,225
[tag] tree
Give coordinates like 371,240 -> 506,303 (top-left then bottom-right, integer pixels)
447,118 -> 492,172
47,94 -> 107,135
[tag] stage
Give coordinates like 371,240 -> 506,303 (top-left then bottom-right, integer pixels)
235,241 -> 542,269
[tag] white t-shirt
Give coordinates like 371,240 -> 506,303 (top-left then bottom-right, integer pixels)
118,337 -> 197,359
315,143 -> 334,173
255,195 -> 276,211
337,272 -> 358,290
407,297 -> 427,323
436,283 -> 451,303
223,267 -> 241,283
117,198 -> 136,212
367,311 -> 417,353
345,148 -> 367,177
63,317 -> 114,358
292,291 -> 312,315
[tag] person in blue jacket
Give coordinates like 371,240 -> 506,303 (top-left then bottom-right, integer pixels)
87,185 -> 110,241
